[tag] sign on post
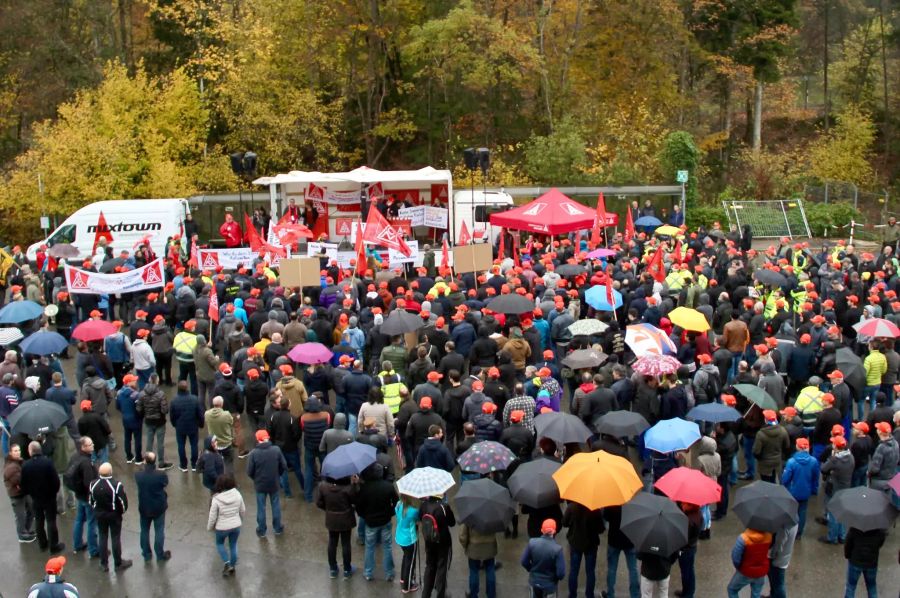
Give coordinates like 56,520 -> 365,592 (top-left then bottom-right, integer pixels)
676,170 -> 689,183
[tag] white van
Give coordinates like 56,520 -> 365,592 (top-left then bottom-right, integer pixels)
27,199 -> 190,261
450,189 -> 514,245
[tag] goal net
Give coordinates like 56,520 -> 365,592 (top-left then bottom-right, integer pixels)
721,199 -> 811,239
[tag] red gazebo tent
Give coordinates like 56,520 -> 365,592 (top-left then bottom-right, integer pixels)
489,188 -> 617,235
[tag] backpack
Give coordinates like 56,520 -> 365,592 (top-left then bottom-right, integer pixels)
421,503 -> 446,544
705,370 -> 722,404
63,456 -> 83,492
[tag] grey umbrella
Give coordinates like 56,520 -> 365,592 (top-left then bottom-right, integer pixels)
534,412 -> 593,444
733,481 -> 798,533
829,487 -> 897,531
835,347 -> 865,397
99,257 -> 126,273
595,410 -> 650,437
487,293 -> 535,315
48,243 -> 79,258
753,269 -> 787,287
621,492 -> 688,556
379,310 -> 424,336
556,264 -> 587,277
507,458 -> 561,508
453,478 -> 516,534
561,348 -> 607,370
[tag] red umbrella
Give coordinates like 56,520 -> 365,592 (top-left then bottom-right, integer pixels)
71,319 -> 118,342
653,467 -> 721,506
853,318 -> 900,338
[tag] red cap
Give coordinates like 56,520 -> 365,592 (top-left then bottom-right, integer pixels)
45,556 -> 66,575
419,397 -> 433,409
780,406 -> 798,418
821,392 -> 834,405
137,328 -> 150,338
80,399 -> 93,411
510,410 -> 524,423
831,424 -> 845,436
472,380 -> 484,391
811,315 -> 825,324
136,310 -> 148,318
875,422 -> 892,435
831,436 -> 847,448
488,367 -> 500,378
247,347 -> 258,357
427,371 -> 443,382
754,345 -> 768,355
722,394 -> 737,407
538,367 -> 552,377
541,519 -> 557,534
763,409 -> 777,422
543,350 -> 554,359
255,430 -> 270,443
90,310 -> 102,318
218,363 -> 232,376
852,422 -> 870,434
697,354 -> 712,364
247,368 -> 260,379
339,355 -> 354,364
799,334 -> 811,344
482,401 -> 497,413
154,315 -> 165,323
795,438 -> 809,450
279,364 -> 293,376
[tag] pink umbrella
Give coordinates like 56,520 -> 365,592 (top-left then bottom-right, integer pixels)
654,467 -> 722,506
71,319 -> 118,342
587,248 -> 618,259
288,342 -> 333,364
889,473 -> 900,496
632,353 -> 682,376
853,318 -> 900,338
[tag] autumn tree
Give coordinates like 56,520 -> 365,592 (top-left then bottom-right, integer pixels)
808,104 -> 876,187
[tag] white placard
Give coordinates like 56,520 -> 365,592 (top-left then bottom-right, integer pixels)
398,206 -> 425,226
423,206 -> 448,229
388,240 -> 419,264
64,259 -> 165,295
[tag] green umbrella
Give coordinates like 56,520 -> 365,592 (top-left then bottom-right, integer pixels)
733,384 -> 778,411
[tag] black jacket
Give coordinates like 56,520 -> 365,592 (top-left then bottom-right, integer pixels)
136,384 -> 168,426
355,478 -> 399,527
267,410 -> 301,453
169,392 -> 204,434
563,502 -> 605,552
415,438 -> 455,471
77,412 -> 111,449
65,450 -> 97,502
21,455 -> 60,507
343,370 -> 374,415
406,408 -> 444,453
135,463 -> 168,518
89,476 -> 128,519
214,378 -> 243,414
843,527 -> 886,569
579,388 -> 618,425
243,378 -> 269,416
500,425 -> 535,460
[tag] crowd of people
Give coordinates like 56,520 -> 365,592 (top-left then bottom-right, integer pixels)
2,217 -> 900,598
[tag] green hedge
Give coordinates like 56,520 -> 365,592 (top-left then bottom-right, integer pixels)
804,202 -> 862,237
686,205 -> 727,230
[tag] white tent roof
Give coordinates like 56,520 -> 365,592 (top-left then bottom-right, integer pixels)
253,166 -> 451,188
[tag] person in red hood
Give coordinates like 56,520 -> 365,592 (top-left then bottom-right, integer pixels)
219,213 -> 243,248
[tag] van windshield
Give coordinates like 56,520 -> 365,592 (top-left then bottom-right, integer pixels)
47,224 -> 76,246
474,205 -> 507,222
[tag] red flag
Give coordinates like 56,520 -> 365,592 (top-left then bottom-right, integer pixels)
208,289 -> 219,323
244,214 -> 263,252
92,211 -> 114,256
590,192 -> 607,247
354,219 -> 366,272
363,208 -> 412,256
498,228 -> 506,259
441,237 -> 450,270
458,220 -> 472,246
672,240 -> 682,264
512,234 -> 521,267
575,229 -> 582,253
647,246 -> 666,283
624,207 -> 635,244
188,241 -> 198,268
605,264 -> 615,307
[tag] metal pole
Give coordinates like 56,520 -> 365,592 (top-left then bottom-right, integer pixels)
680,183 -> 686,226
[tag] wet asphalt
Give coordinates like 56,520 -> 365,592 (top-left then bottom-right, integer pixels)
1,358 -> 898,598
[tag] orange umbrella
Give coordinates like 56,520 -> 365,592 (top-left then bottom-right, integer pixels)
552,451 -> 643,510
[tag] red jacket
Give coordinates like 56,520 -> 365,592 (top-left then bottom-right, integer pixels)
734,529 -> 772,579
220,220 -> 243,248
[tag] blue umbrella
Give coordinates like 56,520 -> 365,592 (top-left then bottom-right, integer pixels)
687,403 -> 742,423
20,331 -> 69,356
634,216 -> 662,227
321,441 -> 376,479
0,300 -> 44,324
644,418 -> 701,453
584,285 -> 623,311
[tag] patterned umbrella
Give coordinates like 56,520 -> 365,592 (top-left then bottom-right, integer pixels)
632,353 -> 681,376
625,324 -> 677,356
457,441 -> 516,474
287,342 -> 333,365
396,467 -> 456,499
853,318 -> 900,338
0,327 -> 24,346
568,319 -> 609,337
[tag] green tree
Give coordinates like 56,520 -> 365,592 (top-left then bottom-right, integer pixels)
522,119 -> 589,185
660,131 -> 702,207
808,104 -> 876,187
0,63 -> 233,244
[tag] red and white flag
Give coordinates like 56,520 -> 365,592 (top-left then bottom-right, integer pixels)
208,289 -> 220,323
354,218 -> 366,272
362,207 -> 412,256
441,237 -> 450,270
458,220 -> 472,246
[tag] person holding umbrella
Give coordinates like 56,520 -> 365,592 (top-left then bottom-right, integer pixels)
394,495 -> 420,593
520,518 -> 566,598
725,526 -> 772,598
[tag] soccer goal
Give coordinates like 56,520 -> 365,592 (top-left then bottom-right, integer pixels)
721,199 -> 812,239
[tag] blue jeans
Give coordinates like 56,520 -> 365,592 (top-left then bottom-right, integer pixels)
468,558 -> 497,598
729,454 -> 738,485
727,572 -> 764,598
851,465 -> 868,488
844,563 -> 877,598
827,509 -> 846,543
139,513 -> 166,560
768,566 -> 787,598
860,386 -> 880,420
729,352 -> 743,383
255,491 -> 282,535
137,367 -> 153,389
678,545 -> 696,598
304,447 -> 322,502
364,522 -> 395,579
73,499 -> 98,556
796,500 -> 808,537
606,545 -> 639,598
123,426 -> 142,461
175,430 -> 199,469
280,449 -> 304,497
93,446 -> 109,465
568,547 -> 597,598
215,527 -> 240,565
1,417 -> 9,456
741,435 -> 756,478
348,414 -> 358,438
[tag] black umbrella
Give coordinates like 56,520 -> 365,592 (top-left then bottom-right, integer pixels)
487,293 -> 535,315
595,410 -> 650,437
753,269 -> 787,287
48,243 -> 79,258
705,229 -> 725,240
534,412 -> 593,444
733,481 -> 798,533
379,310 -> 424,336
8,399 -> 69,437
621,492 -> 688,557
99,257 -> 126,273
835,347 -> 865,397
507,458 -> 561,508
829,487 -> 897,531
561,349 -> 607,370
453,478 -> 516,534
556,264 -> 587,277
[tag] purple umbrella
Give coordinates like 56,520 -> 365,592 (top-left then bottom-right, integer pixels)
889,473 -> 900,496
587,248 -> 618,259
288,342 -> 333,364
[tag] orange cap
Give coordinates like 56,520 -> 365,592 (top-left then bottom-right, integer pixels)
795,438 -> 809,450
80,400 -> 92,411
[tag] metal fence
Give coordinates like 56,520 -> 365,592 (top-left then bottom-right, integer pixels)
722,199 -> 812,239
804,183 -> 891,244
